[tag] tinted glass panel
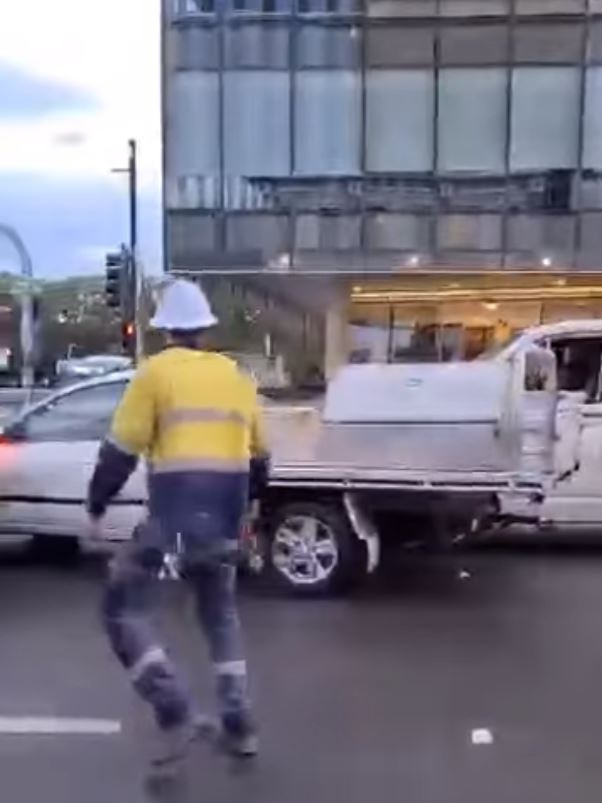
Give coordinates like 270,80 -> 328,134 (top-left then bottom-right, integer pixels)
25,383 -> 126,442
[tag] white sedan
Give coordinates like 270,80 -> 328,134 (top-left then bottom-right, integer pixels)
0,371 -> 143,554
0,371 -> 309,560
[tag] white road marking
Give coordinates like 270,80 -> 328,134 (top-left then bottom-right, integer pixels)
471,728 -> 494,745
0,717 -> 122,735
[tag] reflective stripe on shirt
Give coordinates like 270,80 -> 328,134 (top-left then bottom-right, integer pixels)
159,408 -> 247,430
150,457 -> 250,474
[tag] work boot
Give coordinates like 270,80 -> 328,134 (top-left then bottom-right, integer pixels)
151,715 -> 217,768
220,713 -> 259,758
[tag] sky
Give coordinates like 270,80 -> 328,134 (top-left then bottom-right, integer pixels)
0,0 -> 162,279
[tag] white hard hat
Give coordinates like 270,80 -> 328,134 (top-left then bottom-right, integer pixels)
150,279 -> 218,331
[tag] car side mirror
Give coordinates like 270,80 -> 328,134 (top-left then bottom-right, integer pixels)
2,420 -> 26,442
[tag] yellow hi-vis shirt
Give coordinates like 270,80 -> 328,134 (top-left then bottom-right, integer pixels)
110,348 -> 268,474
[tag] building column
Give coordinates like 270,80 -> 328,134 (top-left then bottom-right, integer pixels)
324,290 -> 349,381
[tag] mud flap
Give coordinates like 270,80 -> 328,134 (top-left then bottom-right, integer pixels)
343,492 -> 380,574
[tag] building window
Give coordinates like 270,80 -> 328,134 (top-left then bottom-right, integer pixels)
581,176 -> 602,209
515,0 -> 585,13
296,214 -> 361,250
226,215 -> 290,262
584,68 -> 602,169
170,26 -> 219,70
589,21 -> 602,64
297,0 -> 362,13
437,214 -> 503,251
294,71 -> 361,175
439,24 -> 508,65
367,0 -> 437,15
225,22 -> 289,68
366,26 -> 435,67
168,214 -> 218,267
580,213 -> 602,267
514,23 -> 583,64
510,67 -> 580,171
365,70 -> 434,172
171,0 -> 216,17
437,68 -> 506,173
439,0 -> 509,14
507,214 -> 576,255
227,0 -> 293,11
506,173 -> 575,212
224,72 -> 290,181
348,307 -> 392,364
364,213 -> 430,250
297,23 -> 361,68
166,72 -> 220,207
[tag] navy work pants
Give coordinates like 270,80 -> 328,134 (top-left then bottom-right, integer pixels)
101,530 -> 252,733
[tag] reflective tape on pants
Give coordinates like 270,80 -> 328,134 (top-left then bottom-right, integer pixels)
129,647 -> 168,683
214,660 -> 247,677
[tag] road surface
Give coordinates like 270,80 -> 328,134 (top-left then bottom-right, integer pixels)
1,543 -> 602,802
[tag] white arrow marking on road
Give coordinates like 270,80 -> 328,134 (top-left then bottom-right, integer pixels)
0,717 -> 122,735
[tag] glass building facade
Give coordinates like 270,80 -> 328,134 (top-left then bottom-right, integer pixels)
164,0 -> 602,273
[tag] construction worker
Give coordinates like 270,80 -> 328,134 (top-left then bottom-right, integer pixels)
87,279 -> 269,768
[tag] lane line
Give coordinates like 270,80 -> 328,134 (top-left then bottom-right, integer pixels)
0,717 -> 122,735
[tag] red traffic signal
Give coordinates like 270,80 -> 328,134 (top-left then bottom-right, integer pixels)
121,321 -> 135,355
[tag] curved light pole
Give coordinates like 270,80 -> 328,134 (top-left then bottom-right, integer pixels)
0,225 -> 34,391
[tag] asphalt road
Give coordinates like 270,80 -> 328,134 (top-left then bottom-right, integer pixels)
2,544 -> 602,802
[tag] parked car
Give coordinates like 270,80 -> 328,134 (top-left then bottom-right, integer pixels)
55,354 -> 132,385
0,371 -> 140,556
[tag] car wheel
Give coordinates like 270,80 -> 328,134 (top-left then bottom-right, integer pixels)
265,501 -> 366,597
29,535 -> 81,565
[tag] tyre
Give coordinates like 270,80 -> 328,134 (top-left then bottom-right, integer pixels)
265,501 -> 366,596
29,535 -> 81,565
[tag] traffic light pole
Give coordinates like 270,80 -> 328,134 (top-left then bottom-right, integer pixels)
128,139 -> 142,363
113,140 -> 141,363
129,139 -> 137,262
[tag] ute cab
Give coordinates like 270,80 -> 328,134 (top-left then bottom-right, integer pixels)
484,320 -> 602,530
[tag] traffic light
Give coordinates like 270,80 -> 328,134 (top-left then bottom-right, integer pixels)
122,321 -> 135,355
106,245 -> 136,358
105,250 -> 127,309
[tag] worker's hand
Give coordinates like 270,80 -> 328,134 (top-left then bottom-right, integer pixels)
87,514 -> 105,542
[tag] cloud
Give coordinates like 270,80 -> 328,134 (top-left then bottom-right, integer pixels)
0,0 -> 160,182
53,131 -> 88,147
0,0 -> 161,277
0,62 -> 98,120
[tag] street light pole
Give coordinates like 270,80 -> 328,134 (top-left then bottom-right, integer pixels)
113,139 -> 142,362
128,139 -> 143,363
128,139 -> 138,267
0,225 -> 34,393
